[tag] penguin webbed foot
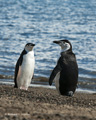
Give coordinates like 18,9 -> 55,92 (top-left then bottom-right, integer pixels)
61,91 -> 74,97
20,86 -> 28,90
67,91 -> 74,97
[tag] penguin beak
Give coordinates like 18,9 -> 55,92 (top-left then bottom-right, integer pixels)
53,41 -> 61,44
31,44 -> 35,46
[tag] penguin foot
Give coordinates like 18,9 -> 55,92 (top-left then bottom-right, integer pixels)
14,85 -> 18,88
20,86 -> 28,90
67,91 -> 73,97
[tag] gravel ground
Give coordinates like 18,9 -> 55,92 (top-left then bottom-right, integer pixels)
0,85 -> 96,120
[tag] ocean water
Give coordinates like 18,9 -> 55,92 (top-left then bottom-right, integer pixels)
0,0 -> 96,92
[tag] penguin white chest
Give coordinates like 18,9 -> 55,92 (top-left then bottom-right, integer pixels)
17,51 -> 35,90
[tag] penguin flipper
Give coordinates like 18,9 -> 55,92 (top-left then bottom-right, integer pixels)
49,63 -> 62,86
14,60 -> 22,88
14,62 -> 19,88
14,50 -> 27,88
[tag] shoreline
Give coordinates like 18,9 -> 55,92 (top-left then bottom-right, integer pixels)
0,80 -> 96,94
0,75 -> 96,94
0,84 -> 96,120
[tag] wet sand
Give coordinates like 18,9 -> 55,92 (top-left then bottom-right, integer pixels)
0,85 -> 96,120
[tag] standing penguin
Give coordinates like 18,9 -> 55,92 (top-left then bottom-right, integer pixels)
49,40 -> 78,96
14,43 -> 35,90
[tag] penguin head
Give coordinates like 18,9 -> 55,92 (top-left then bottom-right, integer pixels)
25,43 -> 35,52
53,40 -> 72,52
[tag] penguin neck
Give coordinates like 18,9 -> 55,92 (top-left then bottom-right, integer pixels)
60,49 -> 72,56
60,45 -> 71,53
61,48 -> 68,53
25,49 -> 33,53
61,48 -> 70,53
60,44 -> 72,53
22,49 -> 27,55
23,49 -> 34,59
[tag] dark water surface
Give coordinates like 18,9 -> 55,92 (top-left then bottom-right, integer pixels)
0,0 -> 96,92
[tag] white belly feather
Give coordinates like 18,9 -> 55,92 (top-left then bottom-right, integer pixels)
17,51 -> 35,90
54,72 -> 60,94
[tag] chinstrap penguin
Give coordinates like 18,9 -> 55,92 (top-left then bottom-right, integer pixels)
49,40 -> 78,96
14,43 -> 35,90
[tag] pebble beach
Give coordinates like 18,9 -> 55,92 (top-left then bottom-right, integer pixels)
0,85 -> 96,120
